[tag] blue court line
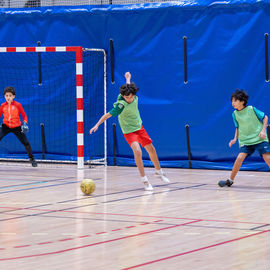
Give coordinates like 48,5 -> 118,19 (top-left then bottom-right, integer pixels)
0,180 -> 165,217
0,181 -> 48,189
0,181 -> 78,195
0,176 -> 103,194
0,203 -> 54,216
8,213 -> 268,232
250,224 -> 270,230
187,223 -> 270,232
2,209 -> 268,233
0,203 -> 97,222
1,212 -> 177,226
56,181 -> 182,204
0,177 -> 75,183
0,176 -> 78,190
0,181 -> 268,228
0,182 -> 180,216
0,183 -> 206,223
102,184 -> 207,204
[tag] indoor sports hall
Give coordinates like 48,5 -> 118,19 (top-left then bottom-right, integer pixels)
0,1 -> 270,269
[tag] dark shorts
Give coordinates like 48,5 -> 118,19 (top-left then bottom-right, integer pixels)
239,141 -> 270,156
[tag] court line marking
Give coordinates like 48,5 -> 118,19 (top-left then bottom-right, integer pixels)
0,181 -> 48,189
122,228 -> 270,270
0,220 -> 200,261
0,211 -> 177,227
101,184 -> 206,204
0,183 -> 204,221
0,212 -> 268,250
0,211 -> 268,251
0,176 -> 75,182
0,211 -> 266,250
0,206 -> 269,226
250,224 -> 270,230
55,181 -> 182,204
0,181 -> 269,228
0,181 -> 78,194
48,210 -> 270,226
0,203 -> 97,222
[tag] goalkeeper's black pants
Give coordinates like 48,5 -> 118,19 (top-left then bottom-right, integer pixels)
0,124 -> 34,160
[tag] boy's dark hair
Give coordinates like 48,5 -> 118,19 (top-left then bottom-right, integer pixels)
231,89 -> 248,106
120,83 -> 138,96
4,86 -> 16,96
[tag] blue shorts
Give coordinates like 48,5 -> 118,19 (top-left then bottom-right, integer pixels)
239,141 -> 270,156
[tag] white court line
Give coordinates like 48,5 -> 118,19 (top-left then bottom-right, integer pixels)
242,231 -> 259,234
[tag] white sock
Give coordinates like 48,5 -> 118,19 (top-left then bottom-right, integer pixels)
141,176 -> 149,182
156,169 -> 163,175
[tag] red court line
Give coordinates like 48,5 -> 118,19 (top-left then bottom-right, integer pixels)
78,235 -> 90,238
58,238 -> 73,242
111,228 -> 122,232
14,245 -> 31,249
0,220 -> 200,261
0,206 -> 267,225
122,228 -> 270,270
37,241 -> 53,245
80,211 -> 270,226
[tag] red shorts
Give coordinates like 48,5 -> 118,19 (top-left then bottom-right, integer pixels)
123,126 -> 153,147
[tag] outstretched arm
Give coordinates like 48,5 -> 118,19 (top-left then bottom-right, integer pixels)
90,112 -> 112,134
229,128 -> 238,147
125,72 -> 131,84
259,115 -> 268,139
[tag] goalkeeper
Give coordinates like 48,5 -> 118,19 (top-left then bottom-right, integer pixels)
0,86 -> 37,167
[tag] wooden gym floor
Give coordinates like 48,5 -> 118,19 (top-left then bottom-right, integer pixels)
0,163 -> 269,270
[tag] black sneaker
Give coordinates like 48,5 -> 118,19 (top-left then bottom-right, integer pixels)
30,159 -> 38,167
218,179 -> 233,187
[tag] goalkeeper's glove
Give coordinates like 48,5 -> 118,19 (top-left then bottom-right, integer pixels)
21,122 -> 29,133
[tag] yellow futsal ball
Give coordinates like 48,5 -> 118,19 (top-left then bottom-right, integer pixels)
80,179 -> 96,195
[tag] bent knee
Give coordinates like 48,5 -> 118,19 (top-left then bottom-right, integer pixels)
133,148 -> 142,157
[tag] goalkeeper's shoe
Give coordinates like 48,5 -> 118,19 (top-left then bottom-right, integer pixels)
30,158 -> 38,167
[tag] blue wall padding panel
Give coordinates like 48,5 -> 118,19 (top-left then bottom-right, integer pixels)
0,1 -> 270,170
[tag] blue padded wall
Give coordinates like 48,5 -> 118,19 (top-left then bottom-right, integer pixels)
0,1 -> 270,170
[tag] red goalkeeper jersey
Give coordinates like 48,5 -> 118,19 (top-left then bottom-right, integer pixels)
0,101 -> 28,128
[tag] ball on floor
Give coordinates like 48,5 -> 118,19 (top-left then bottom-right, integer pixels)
80,178 -> 96,195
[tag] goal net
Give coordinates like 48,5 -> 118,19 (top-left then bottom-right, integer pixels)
0,46 -> 106,168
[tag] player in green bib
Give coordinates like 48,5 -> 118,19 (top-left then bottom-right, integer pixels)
219,89 -> 270,187
90,72 -> 170,191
